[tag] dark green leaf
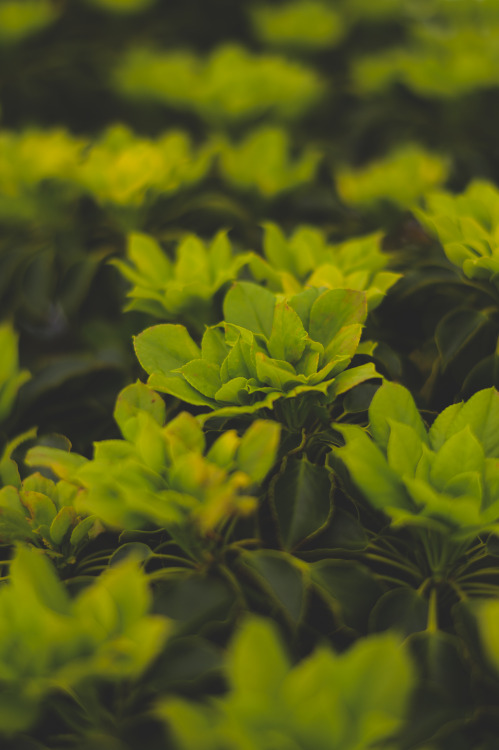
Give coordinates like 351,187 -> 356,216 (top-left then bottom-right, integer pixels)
271,456 -> 332,550
239,550 -> 305,625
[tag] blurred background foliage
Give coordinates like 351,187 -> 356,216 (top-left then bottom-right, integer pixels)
3,1 -> 499,749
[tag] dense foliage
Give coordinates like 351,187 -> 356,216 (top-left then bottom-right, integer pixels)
3,0 -> 499,748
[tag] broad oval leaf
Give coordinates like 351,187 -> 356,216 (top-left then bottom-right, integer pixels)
271,455 -> 332,550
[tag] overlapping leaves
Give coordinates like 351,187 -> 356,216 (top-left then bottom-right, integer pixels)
417,180 -> 499,291
0,545 -> 169,736
218,126 -> 321,198
134,281 -> 378,426
0,472 -> 100,564
113,44 -> 324,124
250,223 -> 400,309
112,230 -> 253,331
333,382 -> 499,542
26,382 -> 280,539
159,616 -> 414,750
336,143 -> 450,210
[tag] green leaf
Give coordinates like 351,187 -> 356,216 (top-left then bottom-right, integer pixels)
311,560 -> 383,632
236,419 -> 281,483
436,308 -> 492,370
430,427 -> 485,489
49,506 -> 76,546
201,326 -> 229,365
267,300 -> 308,363
334,424 -> 410,512
369,589 -> 428,637
214,376 -> 250,404
271,456 -> 332,550
387,421 -> 424,478
228,615 -> 289,695
179,359 -> 222,398
327,362 -> 380,399
134,324 -> 201,376
288,286 -> 319,329
322,324 -> 362,371
442,388 -> 499,458
254,352 -> 303,390
403,478 -> 481,529
223,281 -> 275,338
262,221 -> 293,273
147,372 -> 217,407
206,430 -> 239,468
126,232 -> 172,280
369,381 -> 428,452
239,550 -> 305,625
114,381 -> 166,441
475,598 -> 499,676
10,545 -> 71,615
0,507 -> 37,543
69,515 -> 98,548
428,402 -> 464,452
25,446 -> 88,481
309,289 -> 367,348
154,574 -> 233,633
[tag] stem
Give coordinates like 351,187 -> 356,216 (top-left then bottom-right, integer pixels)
363,552 -> 423,581
427,587 -> 438,632
151,553 -> 196,567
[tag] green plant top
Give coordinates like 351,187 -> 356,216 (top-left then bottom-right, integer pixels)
0,545 -> 169,736
218,126 -> 322,197
417,180 -> 499,290
352,24 -> 499,98
159,615 -> 414,750
0,128 -> 85,222
250,0 -> 344,50
332,382 -> 499,544
26,382 -> 281,543
113,44 -> 324,124
335,143 -> 450,210
134,282 -> 379,428
111,230 -> 253,332
250,223 -> 400,309
78,124 -> 214,209
0,472 -> 101,565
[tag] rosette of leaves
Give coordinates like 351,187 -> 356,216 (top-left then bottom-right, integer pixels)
0,472 -> 101,565
26,382 -> 281,545
217,126 -> 322,198
77,125 -> 215,227
159,615 -> 414,750
352,24 -> 499,98
249,0 -> 345,50
335,143 -> 450,211
416,180 -> 499,290
250,223 -> 400,311
0,128 -> 86,224
111,230 -> 254,333
134,281 -> 379,429
0,323 -> 30,425
0,544 -> 169,737
332,382 -> 499,573
113,44 -> 324,124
